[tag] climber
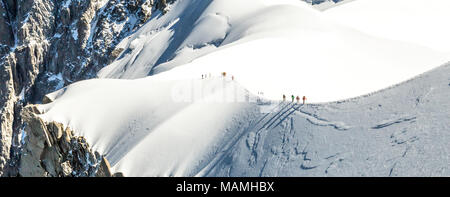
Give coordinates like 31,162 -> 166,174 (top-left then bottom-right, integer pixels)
302,96 -> 306,104
291,95 -> 295,102
296,96 -> 300,103
283,94 -> 286,101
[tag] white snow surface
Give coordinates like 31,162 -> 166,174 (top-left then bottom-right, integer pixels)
98,0 -> 449,102
38,0 -> 450,176
324,0 -> 450,53
40,77 -> 252,176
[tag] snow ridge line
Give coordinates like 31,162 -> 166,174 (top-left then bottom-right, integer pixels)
321,62 -> 450,105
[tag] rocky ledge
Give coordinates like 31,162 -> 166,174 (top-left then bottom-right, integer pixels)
18,105 -> 118,177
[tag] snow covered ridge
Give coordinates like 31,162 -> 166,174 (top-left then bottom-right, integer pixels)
38,62 -> 450,177
98,0 -> 450,102
38,0 -> 450,176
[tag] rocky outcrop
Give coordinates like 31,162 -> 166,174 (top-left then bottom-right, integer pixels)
18,105 -> 113,177
0,61 -> 15,176
0,0 -> 172,176
95,157 -> 112,177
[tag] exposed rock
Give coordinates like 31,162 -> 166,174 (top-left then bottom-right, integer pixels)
96,156 -> 113,177
0,56 -> 16,176
42,95 -> 53,105
1,0 -> 173,177
113,172 -> 124,177
18,106 -> 50,177
61,161 -> 73,177
18,105 -> 117,177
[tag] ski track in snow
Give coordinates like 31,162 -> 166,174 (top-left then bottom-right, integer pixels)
372,116 -> 417,130
297,108 -> 351,131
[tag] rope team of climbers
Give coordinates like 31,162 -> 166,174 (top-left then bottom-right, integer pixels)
202,72 -> 307,104
283,94 -> 306,104
201,72 -> 234,80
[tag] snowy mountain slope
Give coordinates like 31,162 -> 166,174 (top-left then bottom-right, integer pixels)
39,61 -> 450,177
205,62 -> 450,177
39,76 -> 256,176
36,0 -> 450,177
324,0 -> 450,53
97,0 -> 449,102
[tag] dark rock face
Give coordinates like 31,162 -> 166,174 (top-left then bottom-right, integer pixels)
17,105 -> 112,177
0,0 -> 172,177
96,156 -> 113,177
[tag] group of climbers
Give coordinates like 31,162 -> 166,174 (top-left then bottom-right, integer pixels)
202,72 -> 234,80
222,72 -> 234,80
283,94 -> 306,104
202,72 -> 307,104
201,73 -> 212,79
